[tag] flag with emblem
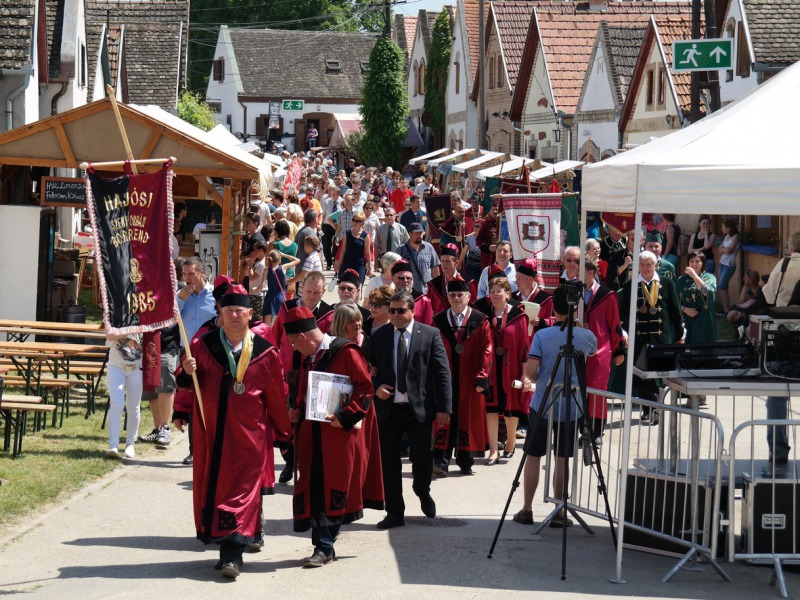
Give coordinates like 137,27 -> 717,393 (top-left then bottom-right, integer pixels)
503,193 -> 563,290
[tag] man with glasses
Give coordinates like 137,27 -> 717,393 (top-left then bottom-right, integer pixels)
364,291 -> 452,529
391,260 -> 433,325
375,209 -> 409,266
560,246 -> 582,283
333,269 -> 371,321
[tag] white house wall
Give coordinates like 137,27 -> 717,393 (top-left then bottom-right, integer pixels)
408,21 -> 427,118
582,43 -> 616,112
206,32 -> 243,133
624,39 -> 679,146
576,39 -> 620,156
520,49 -> 559,161
719,0 -> 758,104
42,0 -> 89,116
446,2 -> 476,149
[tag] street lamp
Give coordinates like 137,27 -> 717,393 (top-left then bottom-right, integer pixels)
553,127 -> 561,143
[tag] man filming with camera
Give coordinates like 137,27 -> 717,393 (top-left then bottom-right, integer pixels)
513,286 -> 597,528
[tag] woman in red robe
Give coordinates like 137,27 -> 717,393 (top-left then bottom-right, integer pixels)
487,276 -> 531,464
582,261 -> 625,439
431,277 -> 492,475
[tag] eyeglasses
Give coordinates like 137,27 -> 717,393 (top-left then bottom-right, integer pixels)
565,258 -> 580,264
389,307 -> 410,315
369,302 -> 387,308
338,285 -> 357,292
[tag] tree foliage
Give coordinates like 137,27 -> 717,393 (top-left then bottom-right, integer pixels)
189,0 -> 383,92
424,10 -> 451,147
343,130 -> 366,163
177,91 -> 218,131
359,36 -> 409,168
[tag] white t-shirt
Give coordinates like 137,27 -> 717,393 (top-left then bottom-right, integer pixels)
302,251 -> 323,273
364,274 -> 394,297
250,258 -> 267,295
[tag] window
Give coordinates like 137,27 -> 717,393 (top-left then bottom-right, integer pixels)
360,61 -> 369,74
80,44 -> 86,87
736,21 -> 751,78
724,18 -> 735,82
325,60 -> 342,74
645,67 -> 655,108
412,61 -> 418,95
419,60 -> 426,94
213,58 -> 225,82
454,55 -> 460,94
496,55 -> 503,89
488,56 -> 495,89
657,66 -> 666,107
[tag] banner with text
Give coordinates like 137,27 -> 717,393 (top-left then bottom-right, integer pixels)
503,193 -> 563,290
86,164 -> 177,334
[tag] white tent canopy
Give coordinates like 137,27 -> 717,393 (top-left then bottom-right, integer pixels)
476,156 -> 534,180
582,59 -> 800,215
451,151 -> 505,173
428,148 -> 476,167
409,148 -> 450,164
530,159 -> 582,181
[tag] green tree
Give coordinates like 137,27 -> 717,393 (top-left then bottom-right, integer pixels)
424,10 -> 451,148
189,0 -> 383,92
359,36 -> 408,168
177,91 -> 218,131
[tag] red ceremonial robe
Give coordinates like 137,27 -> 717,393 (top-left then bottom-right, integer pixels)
432,309 -> 491,456
270,298 -> 333,373
487,304 -> 531,416
583,284 -> 625,418
513,286 -> 555,332
183,330 -> 292,546
475,216 -> 499,269
411,289 -> 434,326
426,274 -> 478,315
293,337 -> 384,531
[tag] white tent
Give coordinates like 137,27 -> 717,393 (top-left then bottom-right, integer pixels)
582,59 -> 800,215
451,151 -> 505,173
581,59 -> 800,584
427,148 -> 476,167
476,156 -> 534,180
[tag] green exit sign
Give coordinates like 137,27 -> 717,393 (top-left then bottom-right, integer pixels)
282,100 -> 305,111
673,38 -> 733,71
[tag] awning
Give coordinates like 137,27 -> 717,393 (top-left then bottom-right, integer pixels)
451,151 -> 505,173
403,118 -> 425,149
409,148 -> 450,164
328,113 -> 362,148
476,156 -> 534,180
529,159 -> 583,181
428,148 -> 476,167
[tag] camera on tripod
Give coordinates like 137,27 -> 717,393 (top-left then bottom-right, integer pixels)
564,280 -> 585,306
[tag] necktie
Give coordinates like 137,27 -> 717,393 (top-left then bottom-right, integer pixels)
387,226 -> 394,253
397,328 -> 408,394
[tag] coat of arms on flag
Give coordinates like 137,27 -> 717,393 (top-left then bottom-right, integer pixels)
503,193 -> 563,290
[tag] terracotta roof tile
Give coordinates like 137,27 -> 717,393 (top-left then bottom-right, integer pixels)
744,0 -> 800,66
462,0 -> 486,83
492,1 -> 536,89
654,15 -> 700,115
0,0 -> 35,71
394,14 -> 417,64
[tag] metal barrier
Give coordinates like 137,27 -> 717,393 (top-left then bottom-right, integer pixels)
727,419 -> 800,598
536,385 -> 730,583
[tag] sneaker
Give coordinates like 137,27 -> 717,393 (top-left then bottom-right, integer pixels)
155,426 -> 171,447
220,561 -> 240,579
139,427 -> 160,443
123,445 -> 136,459
105,448 -> 120,459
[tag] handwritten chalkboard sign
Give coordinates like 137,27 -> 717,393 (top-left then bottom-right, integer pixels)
41,176 -> 86,208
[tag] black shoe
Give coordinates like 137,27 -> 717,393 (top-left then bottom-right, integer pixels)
432,463 -> 448,477
247,536 -> 264,553
278,463 -> 293,484
303,549 -> 333,568
459,467 -> 474,475
771,454 -> 789,465
420,494 -> 436,518
549,514 -> 574,528
220,561 -> 240,579
376,514 -> 405,529
182,454 -> 193,465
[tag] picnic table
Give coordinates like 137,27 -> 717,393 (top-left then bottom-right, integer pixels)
0,319 -> 106,342
0,393 -> 53,457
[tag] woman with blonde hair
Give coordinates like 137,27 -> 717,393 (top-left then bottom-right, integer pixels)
334,210 -> 373,284
331,303 -> 364,345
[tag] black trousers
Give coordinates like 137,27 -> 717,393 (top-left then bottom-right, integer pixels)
219,540 -> 245,566
378,403 -> 433,517
321,223 -> 335,269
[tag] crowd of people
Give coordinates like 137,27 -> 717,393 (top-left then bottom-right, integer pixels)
102,149 -> 800,580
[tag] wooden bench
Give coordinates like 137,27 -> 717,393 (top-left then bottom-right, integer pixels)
2,376 -> 74,427
0,395 -> 54,457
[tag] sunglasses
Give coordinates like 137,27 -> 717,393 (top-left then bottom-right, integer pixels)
339,285 -> 357,292
389,307 -> 410,315
369,302 -> 387,308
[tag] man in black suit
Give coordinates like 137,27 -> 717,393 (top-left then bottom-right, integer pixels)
364,291 -> 452,529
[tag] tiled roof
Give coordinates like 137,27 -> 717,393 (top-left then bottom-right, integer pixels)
107,26 -> 122,89
492,1 -> 536,90
85,0 -> 189,112
461,0 -> 486,84
653,15 -> 697,115
394,14 -> 417,67
421,11 -> 438,54
605,24 -> 648,103
45,0 -> 62,79
744,0 -> 800,67
226,28 -> 379,99
511,1 -> 692,118
0,0 -> 35,70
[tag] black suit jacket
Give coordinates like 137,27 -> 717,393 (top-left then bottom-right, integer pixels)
363,321 -> 452,424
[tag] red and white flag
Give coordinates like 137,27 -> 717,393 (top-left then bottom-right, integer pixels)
503,193 -> 562,290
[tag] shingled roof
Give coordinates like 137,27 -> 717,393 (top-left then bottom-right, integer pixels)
226,27 -> 379,100
492,1 -> 535,92
45,0 -> 62,79
462,0 -> 486,84
605,24 -> 648,105
0,0 -> 35,70
511,1 -> 692,119
394,14 -> 418,70
743,0 -> 800,68
85,0 -> 188,112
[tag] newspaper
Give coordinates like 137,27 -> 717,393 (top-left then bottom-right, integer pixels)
305,370 -> 360,428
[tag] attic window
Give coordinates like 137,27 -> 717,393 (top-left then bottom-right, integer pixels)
213,58 -> 225,82
325,60 -> 342,74
360,61 -> 369,74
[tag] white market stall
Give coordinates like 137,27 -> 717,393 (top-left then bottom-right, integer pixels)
475,156 -> 535,181
582,59 -> 800,584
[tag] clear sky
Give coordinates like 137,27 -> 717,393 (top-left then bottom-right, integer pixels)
396,0 -> 452,18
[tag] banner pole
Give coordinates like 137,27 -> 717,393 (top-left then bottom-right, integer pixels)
106,85 -> 138,175
175,307 -> 206,428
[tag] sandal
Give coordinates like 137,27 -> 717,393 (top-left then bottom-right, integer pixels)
512,510 -> 534,525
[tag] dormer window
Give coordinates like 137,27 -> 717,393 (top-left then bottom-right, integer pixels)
360,61 -> 369,74
325,60 -> 342,74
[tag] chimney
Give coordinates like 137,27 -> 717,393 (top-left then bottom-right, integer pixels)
589,0 -> 608,11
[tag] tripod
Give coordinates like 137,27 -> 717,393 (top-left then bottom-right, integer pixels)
487,297 -> 617,581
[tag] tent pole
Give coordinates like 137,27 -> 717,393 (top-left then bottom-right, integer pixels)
79,157 -> 177,170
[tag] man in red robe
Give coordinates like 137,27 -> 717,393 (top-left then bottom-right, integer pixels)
439,201 -> 475,254
582,260 -> 625,440
426,243 -> 475,314
284,306 -> 383,568
392,259 -> 433,325
432,276 -> 492,475
178,285 -> 292,579
512,258 -> 554,331
475,202 -> 500,270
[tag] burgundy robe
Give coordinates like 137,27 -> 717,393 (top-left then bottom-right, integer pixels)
513,286 -> 555,332
293,339 -> 384,531
411,289 -> 434,326
583,284 -> 625,418
432,309 -> 491,456
487,304 -> 531,416
426,275 -> 478,315
270,298 -> 333,373
475,215 -> 499,269
185,330 -> 291,546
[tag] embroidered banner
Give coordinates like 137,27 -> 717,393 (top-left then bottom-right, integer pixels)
423,193 -> 452,252
86,164 -> 177,334
503,193 -> 563,290
601,212 -> 654,234
283,157 -> 303,198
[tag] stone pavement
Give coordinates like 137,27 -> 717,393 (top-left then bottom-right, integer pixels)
0,430 -> 793,599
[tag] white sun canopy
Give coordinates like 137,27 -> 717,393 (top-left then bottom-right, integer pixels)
408,148 -> 450,164
530,160 -> 583,181
428,148 -> 476,167
582,59 -> 800,215
451,151 -> 505,173
476,156 -> 534,180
